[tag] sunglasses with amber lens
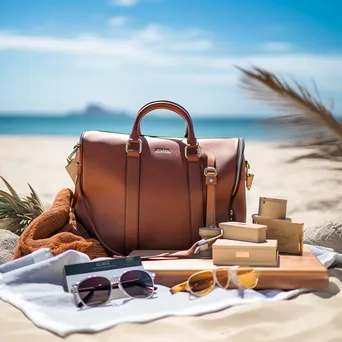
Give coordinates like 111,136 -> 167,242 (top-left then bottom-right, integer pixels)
170,267 -> 259,296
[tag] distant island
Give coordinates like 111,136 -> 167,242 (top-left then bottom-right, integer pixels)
66,104 -> 130,118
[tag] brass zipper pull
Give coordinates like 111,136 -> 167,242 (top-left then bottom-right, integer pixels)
66,142 -> 80,163
245,160 -> 254,190
65,142 -> 80,184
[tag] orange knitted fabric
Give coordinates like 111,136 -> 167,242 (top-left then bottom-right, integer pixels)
13,188 -> 109,260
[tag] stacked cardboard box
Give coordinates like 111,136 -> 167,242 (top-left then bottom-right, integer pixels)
212,199 -> 278,267
252,197 -> 303,255
212,237 -> 279,267
212,197 -> 304,267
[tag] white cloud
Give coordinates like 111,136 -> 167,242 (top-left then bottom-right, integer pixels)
133,24 -> 208,46
169,40 -> 212,51
2,31 -> 341,95
0,31 -> 174,66
109,0 -> 138,6
0,26 -> 342,114
107,16 -> 129,27
135,24 -> 165,42
156,73 -> 236,85
260,42 -> 295,52
0,31 -> 341,85
0,24 -> 213,63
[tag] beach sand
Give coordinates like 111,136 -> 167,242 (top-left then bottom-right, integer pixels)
1,135 -> 342,341
1,135 -> 341,228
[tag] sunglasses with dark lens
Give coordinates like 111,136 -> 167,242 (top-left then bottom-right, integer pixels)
71,269 -> 156,308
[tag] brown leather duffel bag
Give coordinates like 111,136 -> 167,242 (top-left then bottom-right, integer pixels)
67,100 -> 253,256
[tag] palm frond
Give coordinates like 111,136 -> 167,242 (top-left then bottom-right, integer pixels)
236,65 -> 342,149
0,176 -> 45,235
0,176 -> 21,201
0,190 -> 20,210
27,183 -> 44,212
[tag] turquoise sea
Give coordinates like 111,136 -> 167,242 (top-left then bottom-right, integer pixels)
0,115 -> 288,141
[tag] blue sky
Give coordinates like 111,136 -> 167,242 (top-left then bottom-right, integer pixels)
0,0 -> 341,116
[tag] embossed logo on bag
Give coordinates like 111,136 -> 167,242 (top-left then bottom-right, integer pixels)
155,148 -> 171,153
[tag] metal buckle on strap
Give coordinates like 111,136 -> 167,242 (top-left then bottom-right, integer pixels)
204,167 -> 217,176
184,143 -> 200,159
125,139 -> 142,154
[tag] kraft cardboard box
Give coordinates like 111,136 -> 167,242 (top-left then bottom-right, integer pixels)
252,214 -> 303,255
258,197 -> 287,219
219,221 -> 267,243
212,239 -> 279,267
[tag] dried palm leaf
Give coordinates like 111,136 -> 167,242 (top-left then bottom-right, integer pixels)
0,176 -> 45,235
236,66 -> 342,150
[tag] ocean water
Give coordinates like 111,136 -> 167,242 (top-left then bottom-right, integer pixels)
0,115 -> 287,141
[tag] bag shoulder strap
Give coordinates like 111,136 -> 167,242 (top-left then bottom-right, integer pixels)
200,148 -> 217,227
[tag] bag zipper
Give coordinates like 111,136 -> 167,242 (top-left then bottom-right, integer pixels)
228,137 -> 245,221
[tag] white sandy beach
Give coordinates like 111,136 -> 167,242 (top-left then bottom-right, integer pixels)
1,135 -> 341,228
1,135 -> 342,342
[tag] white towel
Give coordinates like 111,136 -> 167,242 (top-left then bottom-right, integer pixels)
0,245 -> 341,337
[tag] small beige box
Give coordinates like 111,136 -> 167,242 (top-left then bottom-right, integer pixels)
212,239 -> 279,267
219,221 -> 267,243
252,215 -> 303,255
258,197 -> 287,219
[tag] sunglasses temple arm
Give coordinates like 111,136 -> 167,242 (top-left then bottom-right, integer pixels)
228,270 -> 242,289
169,281 -> 187,294
72,291 -> 84,308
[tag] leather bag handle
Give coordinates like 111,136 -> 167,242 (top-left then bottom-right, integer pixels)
130,100 -> 197,146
